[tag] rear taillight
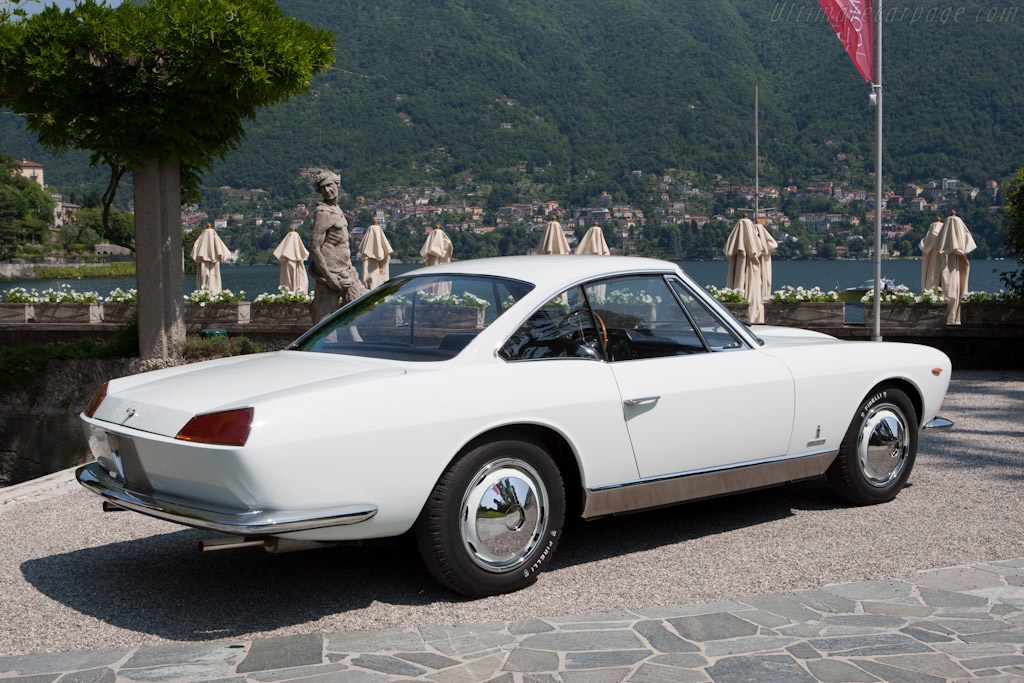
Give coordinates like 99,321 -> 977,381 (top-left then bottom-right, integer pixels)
175,407 -> 253,446
84,382 -> 108,418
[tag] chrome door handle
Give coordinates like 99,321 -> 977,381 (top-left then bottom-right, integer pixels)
624,396 -> 660,406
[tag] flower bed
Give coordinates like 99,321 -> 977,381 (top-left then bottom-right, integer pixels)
705,285 -> 746,303
763,286 -> 843,326
250,302 -> 312,324
412,305 -> 485,329
184,289 -> 250,325
251,287 -> 313,324
764,302 -> 844,326
101,288 -> 137,324
860,285 -> 948,305
410,291 -> 488,329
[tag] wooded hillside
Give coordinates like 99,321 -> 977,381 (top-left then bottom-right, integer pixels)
2,0 -> 1021,201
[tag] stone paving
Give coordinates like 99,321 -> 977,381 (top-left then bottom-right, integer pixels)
2,558 -> 1022,682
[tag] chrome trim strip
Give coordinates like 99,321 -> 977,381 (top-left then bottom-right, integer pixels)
624,396 -> 660,406
582,449 -> 839,519
591,447 -> 838,491
923,416 -> 953,431
76,462 -> 378,535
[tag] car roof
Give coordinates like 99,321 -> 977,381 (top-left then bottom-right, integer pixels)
403,255 -> 680,289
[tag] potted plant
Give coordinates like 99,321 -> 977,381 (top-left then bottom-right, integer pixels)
251,287 -> 313,324
0,286 -> 34,323
960,290 -> 1024,325
705,285 -> 748,321
411,291 -> 489,329
600,287 -> 663,322
184,288 -> 250,325
862,286 -> 947,327
765,286 -> 843,326
102,287 -> 138,324
32,285 -> 102,323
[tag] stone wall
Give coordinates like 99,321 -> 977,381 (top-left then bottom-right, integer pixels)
0,357 -> 181,487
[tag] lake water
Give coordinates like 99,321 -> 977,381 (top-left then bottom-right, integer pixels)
0,259 -> 1013,299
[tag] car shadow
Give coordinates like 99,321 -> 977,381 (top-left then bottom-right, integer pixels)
20,479 -> 847,641
19,528 -> 447,642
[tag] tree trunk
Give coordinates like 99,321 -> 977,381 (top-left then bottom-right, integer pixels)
133,156 -> 185,359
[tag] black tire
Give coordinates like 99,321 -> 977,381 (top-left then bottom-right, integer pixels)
827,387 -> 918,505
416,438 -> 565,597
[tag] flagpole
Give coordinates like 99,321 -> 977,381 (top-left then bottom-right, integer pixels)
872,0 -> 883,341
755,80 -> 759,223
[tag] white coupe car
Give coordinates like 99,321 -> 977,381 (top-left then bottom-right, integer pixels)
78,256 -> 953,596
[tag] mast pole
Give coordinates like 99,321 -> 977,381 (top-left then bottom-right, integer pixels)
872,0 -> 883,341
755,80 -> 759,222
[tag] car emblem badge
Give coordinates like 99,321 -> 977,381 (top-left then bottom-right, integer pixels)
121,408 -> 137,425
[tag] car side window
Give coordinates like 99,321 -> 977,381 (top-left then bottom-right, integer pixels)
499,287 -> 602,361
584,276 -> 707,361
668,279 -> 745,351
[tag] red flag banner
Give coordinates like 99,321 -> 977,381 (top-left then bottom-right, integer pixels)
818,0 -> 874,82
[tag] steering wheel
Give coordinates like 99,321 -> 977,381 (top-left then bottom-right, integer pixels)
591,311 -> 607,354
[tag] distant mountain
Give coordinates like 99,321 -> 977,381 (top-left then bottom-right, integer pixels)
3,0 -> 1022,201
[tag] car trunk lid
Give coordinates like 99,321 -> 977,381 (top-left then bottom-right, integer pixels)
92,351 -> 406,438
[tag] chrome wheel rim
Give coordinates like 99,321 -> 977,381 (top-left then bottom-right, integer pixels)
460,458 -> 547,572
857,403 -> 909,487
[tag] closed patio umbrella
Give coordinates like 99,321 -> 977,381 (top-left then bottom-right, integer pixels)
421,226 -> 453,295
538,217 -> 571,255
420,225 -> 453,266
190,224 -> 231,293
272,227 -> 310,293
359,219 -> 394,290
576,223 -> 610,256
724,214 -> 776,323
937,210 -> 977,324
919,217 -> 944,291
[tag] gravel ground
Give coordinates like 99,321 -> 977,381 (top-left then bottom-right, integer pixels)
1,369 -> 1021,657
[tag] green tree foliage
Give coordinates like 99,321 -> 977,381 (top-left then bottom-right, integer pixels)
0,0 -> 335,238
1001,164 -> 1024,298
0,153 -> 54,258
74,206 -> 134,248
0,0 -> 334,358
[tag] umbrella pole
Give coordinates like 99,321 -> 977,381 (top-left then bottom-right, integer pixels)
754,80 -> 759,223
871,0 -> 883,342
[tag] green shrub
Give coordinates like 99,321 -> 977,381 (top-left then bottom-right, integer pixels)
184,334 -> 260,361
0,317 -> 139,400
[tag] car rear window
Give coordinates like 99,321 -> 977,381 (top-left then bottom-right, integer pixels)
292,275 -> 534,361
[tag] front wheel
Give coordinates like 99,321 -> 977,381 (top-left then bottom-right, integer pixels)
827,387 -> 918,505
416,438 -> 565,597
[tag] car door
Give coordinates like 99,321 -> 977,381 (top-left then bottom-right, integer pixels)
585,274 -> 795,480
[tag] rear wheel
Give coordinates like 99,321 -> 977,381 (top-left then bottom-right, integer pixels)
416,438 -> 565,597
828,387 -> 918,505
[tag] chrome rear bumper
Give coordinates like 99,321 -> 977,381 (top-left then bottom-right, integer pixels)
76,462 -> 377,535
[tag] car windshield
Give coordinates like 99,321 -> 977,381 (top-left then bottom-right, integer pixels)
292,274 -> 534,361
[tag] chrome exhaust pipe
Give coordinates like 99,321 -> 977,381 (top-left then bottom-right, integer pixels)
198,536 -> 264,552
197,536 -> 338,553
263,538 -> 337,554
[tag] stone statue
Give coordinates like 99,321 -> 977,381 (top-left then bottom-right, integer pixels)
309,170 -> 365,322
